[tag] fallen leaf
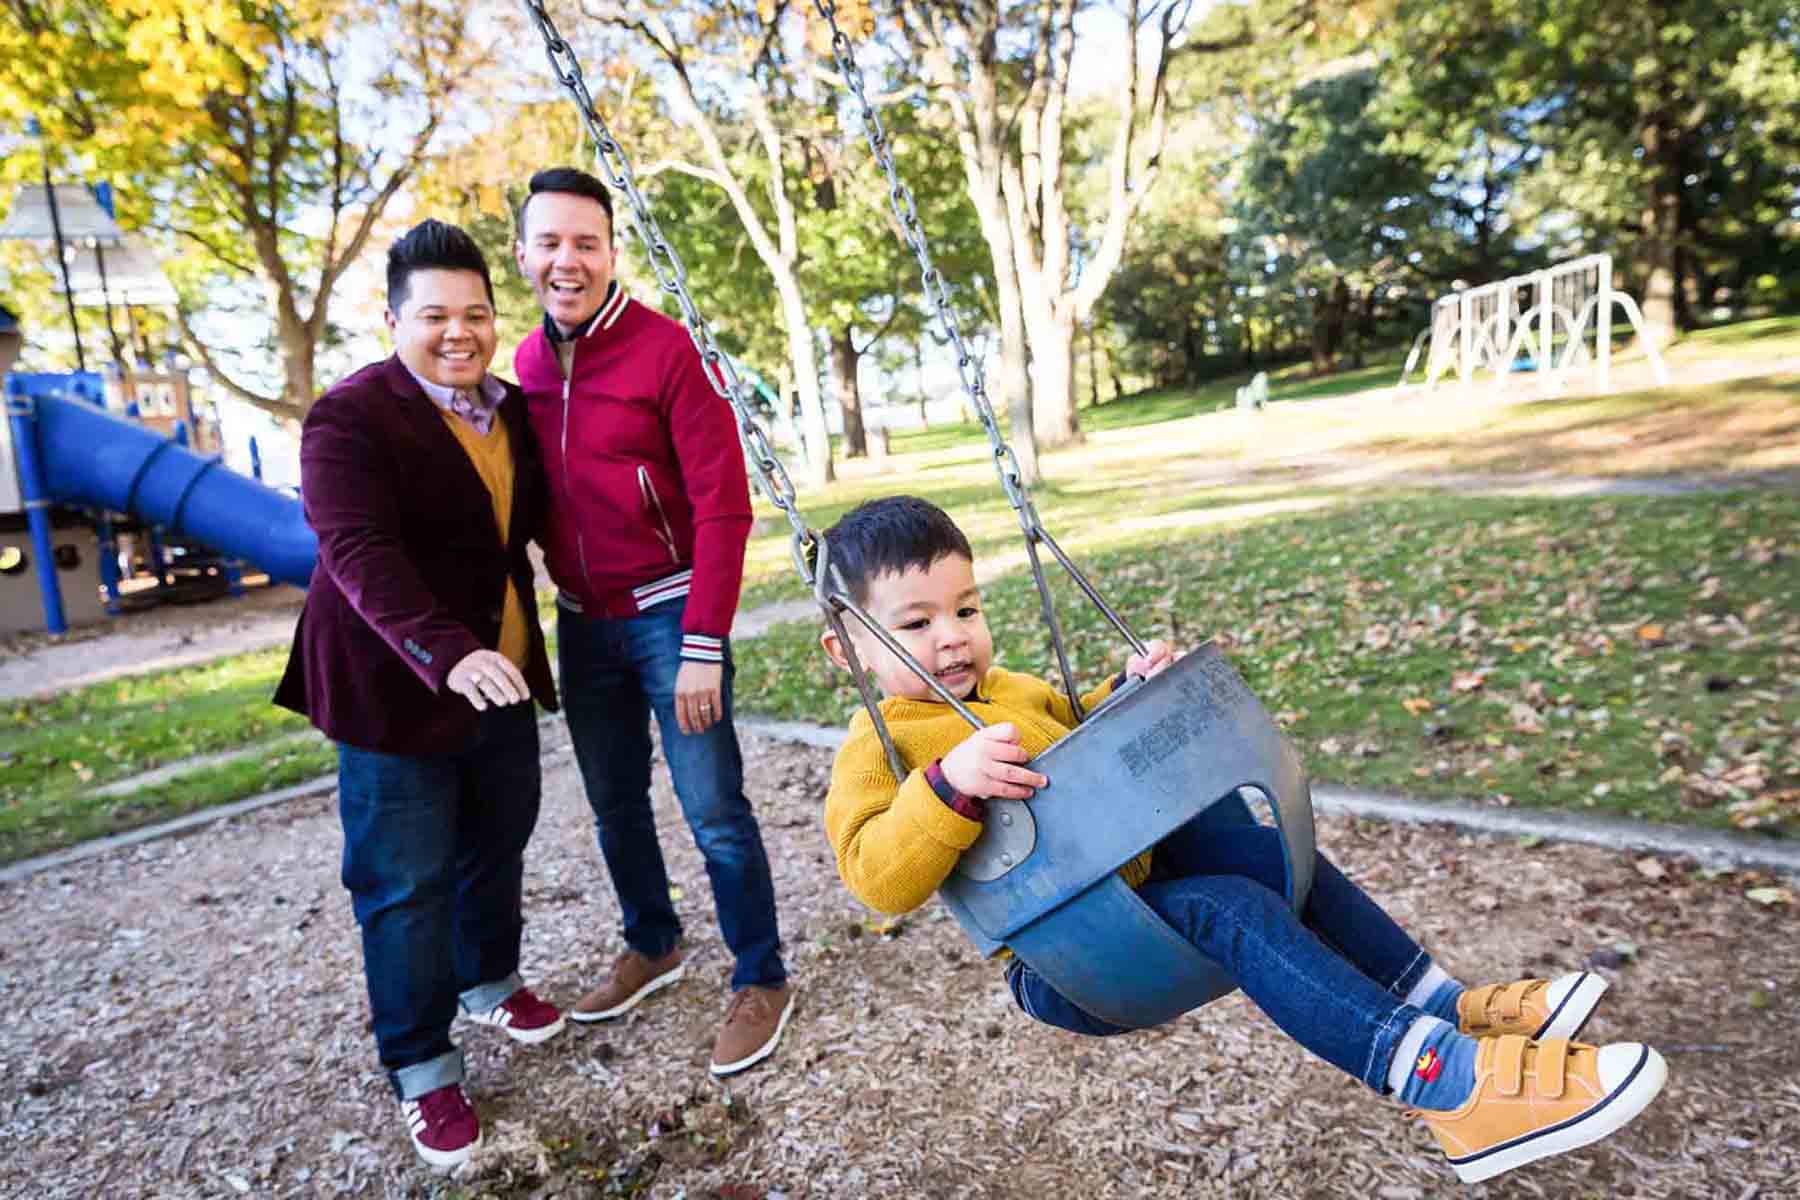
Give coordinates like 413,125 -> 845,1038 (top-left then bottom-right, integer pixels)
1634,858 -> 1668,881
1402,697 -> 1432,715
1637,623 -> 1664,642
1451,669 -> 1487,693
1745,886 -> 1793,907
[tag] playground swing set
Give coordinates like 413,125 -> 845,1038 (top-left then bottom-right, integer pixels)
523,0 -> 1317,1029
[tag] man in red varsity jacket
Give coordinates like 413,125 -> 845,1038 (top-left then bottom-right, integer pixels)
513,167 -> 792,1077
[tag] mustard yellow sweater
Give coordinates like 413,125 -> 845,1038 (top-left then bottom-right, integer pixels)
824,666 -> 1153,916
438,411 -> 530,671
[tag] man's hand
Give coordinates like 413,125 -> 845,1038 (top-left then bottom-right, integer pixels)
1125,638 -> 1175,680
675,660 -> 725,736
446,648 -> 530,712
941,722 -> 1049,801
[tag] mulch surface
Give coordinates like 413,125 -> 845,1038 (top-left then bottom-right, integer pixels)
1,722 -> 1794,1198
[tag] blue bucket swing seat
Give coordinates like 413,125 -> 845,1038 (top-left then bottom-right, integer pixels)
525,0 -> 1318,1032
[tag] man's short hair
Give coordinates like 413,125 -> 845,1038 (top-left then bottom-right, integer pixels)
386,219 -> 493,313
820,495 -> 974,606
518,166 -> 616,238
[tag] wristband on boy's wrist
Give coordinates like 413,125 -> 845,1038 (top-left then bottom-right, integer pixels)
925,758 -> 985,822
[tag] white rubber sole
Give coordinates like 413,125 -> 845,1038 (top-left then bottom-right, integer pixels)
1536,972 -> 1609,1041
412,1131 -> 480,1171
568,962 -> 686,1023
1449,1044 -> 1668,1184
708,990 -> 795,1077
465,1011 -> 566,1044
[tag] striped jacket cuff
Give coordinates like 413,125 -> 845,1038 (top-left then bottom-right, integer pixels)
681,633 -> 725,663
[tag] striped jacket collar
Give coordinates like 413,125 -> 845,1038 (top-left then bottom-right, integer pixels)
542,281 -> 629,344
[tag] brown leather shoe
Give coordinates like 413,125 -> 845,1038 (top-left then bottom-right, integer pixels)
708,982 -> 794,1077
569,947 -> 685,1023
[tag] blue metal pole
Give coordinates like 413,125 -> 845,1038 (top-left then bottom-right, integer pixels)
4,378 -> 68,634
94,512 -> 123,614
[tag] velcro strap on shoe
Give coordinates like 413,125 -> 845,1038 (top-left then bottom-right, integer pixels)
1535,1037 -> 1571,1096
1496,981 -> 1529,1021
1495,1035 -> 1529,1095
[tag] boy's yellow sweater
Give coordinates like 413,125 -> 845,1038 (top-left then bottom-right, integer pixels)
824,665 -> 1153,917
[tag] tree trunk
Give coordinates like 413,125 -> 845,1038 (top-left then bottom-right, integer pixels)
914,337 -> 929,429
832,327 -> 866,459
280,324 -> 316,413
1637,119 -> 1680,348
778,277 -> 833,486
1024,302 -> 1080,449
1086,320 -> 1101,408
1310,277 -> 1348,374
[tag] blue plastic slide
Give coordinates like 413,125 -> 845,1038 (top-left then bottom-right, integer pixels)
20,390 -> 315,588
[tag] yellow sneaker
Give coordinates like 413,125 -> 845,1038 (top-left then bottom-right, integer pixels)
1458,971 -> 1607,1040
1418,1035 -> 1666,1183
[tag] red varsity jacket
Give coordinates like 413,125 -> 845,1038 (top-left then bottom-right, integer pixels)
513,285 -> 752,662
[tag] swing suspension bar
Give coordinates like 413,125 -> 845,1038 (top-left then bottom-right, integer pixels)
522,0 -> 1144,778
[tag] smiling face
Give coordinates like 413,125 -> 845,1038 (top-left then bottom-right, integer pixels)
824,553 -> 994,702
384,268 -> 496,390
515,190 -> 618,332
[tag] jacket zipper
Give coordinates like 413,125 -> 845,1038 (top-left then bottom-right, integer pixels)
558,346 -> 593,589
638,466 -> 681,563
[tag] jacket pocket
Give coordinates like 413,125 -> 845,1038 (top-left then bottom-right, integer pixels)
638,465 -> 681,564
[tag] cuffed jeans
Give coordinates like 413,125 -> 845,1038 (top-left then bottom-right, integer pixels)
336,702 -> 541,1100
558,601 -> 785,991
1008,821 -> 1432,1093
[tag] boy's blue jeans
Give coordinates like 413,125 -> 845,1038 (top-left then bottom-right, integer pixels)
336,702 -> 542,1100
1007,821 -> 1432,1093
558,602 -> 785,991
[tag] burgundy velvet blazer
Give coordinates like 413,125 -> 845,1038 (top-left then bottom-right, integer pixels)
274,356 -> 558,755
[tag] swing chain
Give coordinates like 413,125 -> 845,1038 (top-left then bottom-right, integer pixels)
521,0 -> 821,582
809,0 -> 1033,520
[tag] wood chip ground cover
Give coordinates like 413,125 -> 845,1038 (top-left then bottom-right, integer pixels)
1,725 -> 1794,1198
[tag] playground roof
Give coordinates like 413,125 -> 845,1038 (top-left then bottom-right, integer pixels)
0,185 -> 124,244
52,238 -> 178,309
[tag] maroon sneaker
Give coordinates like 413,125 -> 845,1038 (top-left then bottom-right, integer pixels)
401,1082 -> 481,1169
464,986 -> 566,1045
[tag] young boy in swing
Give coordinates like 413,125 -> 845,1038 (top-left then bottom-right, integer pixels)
818,495 -> 1666,1184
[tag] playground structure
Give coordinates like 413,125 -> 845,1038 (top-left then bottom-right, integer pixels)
1,175 -> 316,637
1400,253 -> 1670,394
0,347 -> 315,638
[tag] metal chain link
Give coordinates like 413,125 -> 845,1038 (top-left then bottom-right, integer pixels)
521,0 -> 1142,757
810,1 -> 1036,522
521,0 -> 819,585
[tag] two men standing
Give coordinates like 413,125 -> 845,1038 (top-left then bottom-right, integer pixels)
280,168 -> 790,1171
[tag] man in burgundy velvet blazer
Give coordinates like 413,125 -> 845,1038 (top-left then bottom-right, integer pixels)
274,221 -> 563,1170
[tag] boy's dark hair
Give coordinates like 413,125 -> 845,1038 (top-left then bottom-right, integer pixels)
386,219 -> 493,313
518,166 -> 616,237
820,495 -> 973,606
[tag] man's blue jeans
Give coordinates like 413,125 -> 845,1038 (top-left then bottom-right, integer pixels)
1008,822 -> 1432,1093
558,602 -> 785,991
336,702 -> 542,1100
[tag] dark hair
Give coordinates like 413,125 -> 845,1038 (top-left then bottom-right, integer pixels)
518,166 -> 615,238
820,495 -> 973,606
386,219 -> 493,313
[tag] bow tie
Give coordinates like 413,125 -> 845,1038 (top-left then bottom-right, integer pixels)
445,388 -> 497,435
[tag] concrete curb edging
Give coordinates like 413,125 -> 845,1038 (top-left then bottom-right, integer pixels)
737,718 -> 1800,878
0,774 -> 339,885
4,715 -> 1796,886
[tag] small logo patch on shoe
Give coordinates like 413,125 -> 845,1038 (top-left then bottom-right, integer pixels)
1415,1048 -> 1444,1083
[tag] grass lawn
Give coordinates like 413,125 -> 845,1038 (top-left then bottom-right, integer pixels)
0,589 -> 567,866
733,488 -> 1799,836
4,316 -> 1794,864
